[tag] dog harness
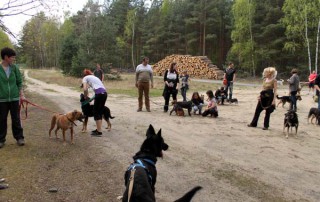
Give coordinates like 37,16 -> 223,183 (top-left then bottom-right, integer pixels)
126,159 -> 155,202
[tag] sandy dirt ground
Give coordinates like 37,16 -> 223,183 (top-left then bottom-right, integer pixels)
24,70 -> 320,202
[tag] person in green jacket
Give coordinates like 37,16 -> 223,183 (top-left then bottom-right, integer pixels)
0,47 -> 25,148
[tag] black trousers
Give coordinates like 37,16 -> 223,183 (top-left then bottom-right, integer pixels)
93,93 -> 107,120
250,96 -> 274,128
0,101 -> 24,143
163,88 -> 177,111
290,91 -> 298,111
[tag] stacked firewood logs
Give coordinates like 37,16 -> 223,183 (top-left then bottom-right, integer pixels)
152,55 -> 224,80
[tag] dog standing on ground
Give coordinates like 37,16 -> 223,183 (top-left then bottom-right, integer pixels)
80,93 -> 114,132
307,107 -> 320,124
48,110 -> 84,144
170,100 -> 193,116
276,95 -> 302,108
122,125 -> 202,202
227,98 -> 238,104
283,110 -> 299,138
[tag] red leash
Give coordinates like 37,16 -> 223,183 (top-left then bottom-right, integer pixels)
19,99 -> 62,120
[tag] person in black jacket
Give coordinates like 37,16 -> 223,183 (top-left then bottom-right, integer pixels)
163,62 -> 179,112
215,86 -> 227,105
191,92 -> 204,114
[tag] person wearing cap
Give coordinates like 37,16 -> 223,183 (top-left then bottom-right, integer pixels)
287,68 -> 300,112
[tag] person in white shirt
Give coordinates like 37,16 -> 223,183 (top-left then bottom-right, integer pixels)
135,57 -> 153,112
82,69 -> 107,136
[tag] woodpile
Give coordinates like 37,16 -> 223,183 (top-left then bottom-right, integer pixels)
152,55 -> 224,80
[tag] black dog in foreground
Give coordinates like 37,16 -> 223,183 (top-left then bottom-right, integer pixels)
283,110 -> 299,138
122,125 -> 202,202
276,95 -> 302,108
307,107 -> 320,125
80,93 -> 114,132
170,100 -> 193,116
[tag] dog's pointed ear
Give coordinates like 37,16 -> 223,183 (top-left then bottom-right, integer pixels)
146,124 -> 155,138
157,129 -> 162,137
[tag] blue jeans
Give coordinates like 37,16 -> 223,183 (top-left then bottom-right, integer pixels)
290,91 -> 297,111
226,81 -> 234,100
180,86 -> 188,101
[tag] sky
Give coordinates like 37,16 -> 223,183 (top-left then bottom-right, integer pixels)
1,0 -> 91,42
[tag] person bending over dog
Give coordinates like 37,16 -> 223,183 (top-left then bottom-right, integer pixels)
287,68 -> 300,112
163,62 -> 179,112
202,90 -> 218,117
82,69 -> 107,136
215,86 -> 227,105
248,67 -> 277,130
191,92 -> 204,114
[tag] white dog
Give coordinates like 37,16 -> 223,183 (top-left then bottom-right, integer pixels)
277,79 -> 284,86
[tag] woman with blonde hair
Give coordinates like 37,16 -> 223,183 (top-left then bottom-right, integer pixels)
247,67 -> 277,130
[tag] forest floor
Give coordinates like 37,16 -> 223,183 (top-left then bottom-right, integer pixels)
0,69 -> 320,202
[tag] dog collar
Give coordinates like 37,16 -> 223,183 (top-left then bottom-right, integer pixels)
127,159 -> 154,185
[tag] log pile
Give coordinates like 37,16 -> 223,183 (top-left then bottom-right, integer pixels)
152,55 -> 224,80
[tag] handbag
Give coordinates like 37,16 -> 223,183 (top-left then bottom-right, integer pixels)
223,79 -> 227,85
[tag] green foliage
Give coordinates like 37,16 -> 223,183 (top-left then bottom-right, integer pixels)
0,30 -> 13,49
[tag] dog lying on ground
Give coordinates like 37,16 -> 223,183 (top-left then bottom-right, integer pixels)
307,107 -> 320,124
48,110 -> 84,144
170,100 -> 192,116
283,110 -> 299,138
121,125 -> 202,202
227,98 -> 238,104
80,93 -> 114,132
276,95 -> 302,108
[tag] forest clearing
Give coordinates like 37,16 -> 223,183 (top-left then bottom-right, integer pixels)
0,69 -> 319,202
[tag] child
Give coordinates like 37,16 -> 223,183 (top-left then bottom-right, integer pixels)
215,86 -> 227,105
191,92 -> 204,114
202,90 -> 218,117
180,70 -> 190,101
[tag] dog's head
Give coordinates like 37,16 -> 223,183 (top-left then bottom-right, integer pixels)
69,110 -> 85,122
284,110 -> 298,123
176,108 -> 185,116
297,95 -> 302,101
140,125 -> 169,158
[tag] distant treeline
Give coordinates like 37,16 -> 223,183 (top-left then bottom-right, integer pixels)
4,0 -> 320,78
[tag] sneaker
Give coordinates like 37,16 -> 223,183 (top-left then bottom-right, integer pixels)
91,129 -> 98,133
147,109 -> 151,112
137,109 -> 142,112
262,127 -> 268,130
247,124 -> 256,128
91,130 -> 102,136
0,142 -> 4,148
17,139 -> 25,146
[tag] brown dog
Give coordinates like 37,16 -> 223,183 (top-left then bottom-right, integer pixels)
48,110 -> 84,144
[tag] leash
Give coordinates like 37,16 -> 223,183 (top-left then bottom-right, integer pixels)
81,95 -> 95,106
127,169 -> 136,202
19,99 -> 62,120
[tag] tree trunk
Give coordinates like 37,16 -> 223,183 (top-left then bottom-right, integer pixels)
315,17 -> 320,74
305,12 -> 312,74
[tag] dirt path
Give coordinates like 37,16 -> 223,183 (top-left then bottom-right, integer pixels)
24,70 -> 320,201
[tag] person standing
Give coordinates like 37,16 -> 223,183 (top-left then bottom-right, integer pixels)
163,62 -> 179,112
287,68 -> 300,111
308,70 -> 317,94
135,57 -> 153,112
82,69 -> 107,136
93,63 -> 104,81
314,73 -> 320,110
180,70 -> 190,101
248,67 -> 277,130
0,47 -> 25,148
224,62 -> 236,101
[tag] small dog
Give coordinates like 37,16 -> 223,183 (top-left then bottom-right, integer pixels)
80,93 -> 114,132
122,125 -> 201,202
276,95 -> 302,108
283,110 -> 299,138
176,107 -> 185,116
170,100 -> 193,116
227,98 -> 238,104
277,79 -> 284,86
307,107 -> 320,124
48,110 -> 84,144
